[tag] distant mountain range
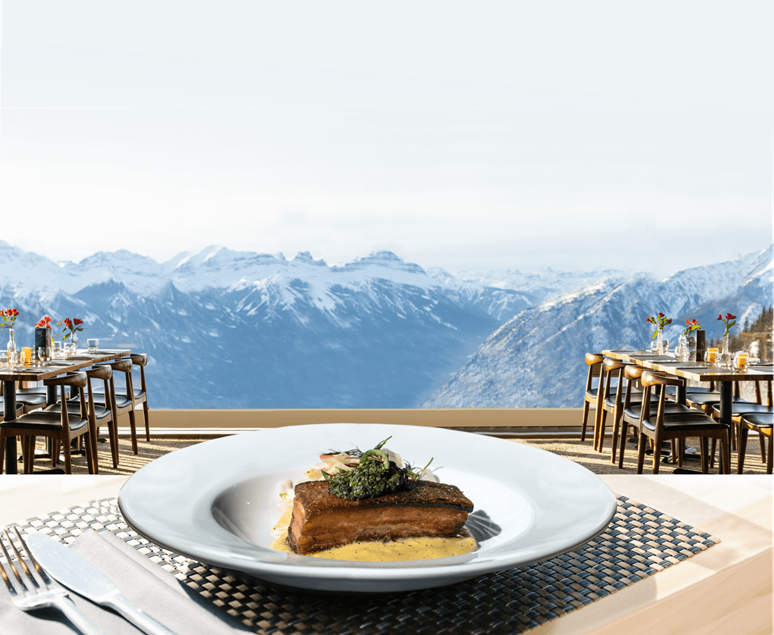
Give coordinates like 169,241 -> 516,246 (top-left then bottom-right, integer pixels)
1,241 -> 770,409
424,247 -> 773,408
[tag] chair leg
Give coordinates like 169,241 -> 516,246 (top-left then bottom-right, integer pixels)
129,409 -> 138,455
0,432 -> 5,474
593,405 -> 605,452
109,419 -> 119,468
700,437 -> 709,473
83,432 -> 94,475
738,425 -> 749,474
759,431 -> 767,465
677,439 -> 684,468
51,440 -> 59,467
596,410 -> 609,453
766,433 -> 773,475
62,435 -> 72,474
23,436 -> 35,474
143,401 -> 150,442
618,422 -> 629,469
90,426 -> 99,474
636,434 -> 647,474
580,401 -> 591,442
610,410 -> 621,464
720,434 -> 730,475
652,435 -> 661,474
709,438 -> 716,469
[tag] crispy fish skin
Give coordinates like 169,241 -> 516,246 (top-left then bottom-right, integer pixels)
288,480 -> 474,555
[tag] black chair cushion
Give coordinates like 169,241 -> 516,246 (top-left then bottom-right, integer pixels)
712,402 -> 773,417
74,393 -> 133,409
665,386 -> 718,395
685,393 -> 722,406
16,386 -> 48,395
14,393 -> 48,407
642,413 -> 730,433
743,413 -> 773,428
0,411 -> 88,432
623,403 -> 693,422
0,398 -> 26,418
45,403 -> 112,420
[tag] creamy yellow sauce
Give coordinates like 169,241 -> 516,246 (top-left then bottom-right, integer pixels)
271,528 -> 477,561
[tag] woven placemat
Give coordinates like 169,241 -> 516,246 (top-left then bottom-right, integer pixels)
7,495 -> 719,634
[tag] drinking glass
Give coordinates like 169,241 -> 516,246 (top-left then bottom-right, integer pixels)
0,351 -> 7,367
650,339 -> 659,354
661,339 -> 669,354
733,352 -> 749,372
38,346 -> 48,363
21,346 -> 32,365
704,349 -> 718,365
87,338 -> 99,353
53,341 -> 62,358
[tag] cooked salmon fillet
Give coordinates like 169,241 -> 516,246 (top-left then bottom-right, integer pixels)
288,480 -> 474,555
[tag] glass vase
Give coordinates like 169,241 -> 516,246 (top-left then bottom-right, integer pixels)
675,334 -> 689,361
651,328 -> 663,354
719,333 -> 732,368
6,327 -> 16,361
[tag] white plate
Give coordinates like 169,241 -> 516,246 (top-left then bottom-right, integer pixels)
118,424 -> 616,592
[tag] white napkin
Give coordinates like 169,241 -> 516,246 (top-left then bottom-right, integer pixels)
0,528 -> 250,634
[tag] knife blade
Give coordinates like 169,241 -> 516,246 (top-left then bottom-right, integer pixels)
26,532 -> 178,635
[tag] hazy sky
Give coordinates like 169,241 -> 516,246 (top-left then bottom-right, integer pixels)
1,1 -> 772,276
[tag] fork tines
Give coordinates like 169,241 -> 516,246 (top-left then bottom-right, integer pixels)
0,527 -> 47,595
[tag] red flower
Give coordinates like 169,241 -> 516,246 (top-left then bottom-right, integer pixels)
1,308 -> 20,328
35,315 -> 54,329
658,312 -> 664,318
74,318 -> 83,326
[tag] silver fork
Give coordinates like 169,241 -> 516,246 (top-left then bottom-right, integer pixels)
0,528 -> 104,635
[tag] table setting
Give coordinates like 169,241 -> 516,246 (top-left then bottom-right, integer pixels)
1,424 -> 759,634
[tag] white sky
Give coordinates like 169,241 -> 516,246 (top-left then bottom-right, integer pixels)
0,0 -> 772,276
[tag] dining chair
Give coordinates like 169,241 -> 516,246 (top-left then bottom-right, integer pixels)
596,358 -> 650,456
130,354 -> 150,442
709,379 -> 772,467
0,372 -> 94,474
737,413 -> 773,474
43,365 -> 117,473
616,366 -> 692,469
581,353 -> 612,442
635,371 -> 730,474
93,359 -> 139,455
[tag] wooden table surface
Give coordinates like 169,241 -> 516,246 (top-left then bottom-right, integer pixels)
0,349 -> 131,382
601,350 -> 773,383
0,473 -> 770,635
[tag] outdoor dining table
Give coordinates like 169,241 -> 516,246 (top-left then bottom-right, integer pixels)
1,349 -> 131,475
602,350 -> 773,421
0,473 -> 770,634
602,349 -> 773,469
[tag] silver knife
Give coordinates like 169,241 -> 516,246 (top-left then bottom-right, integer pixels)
26,532 -> 178,635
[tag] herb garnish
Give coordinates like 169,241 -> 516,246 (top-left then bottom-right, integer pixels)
322,437 -> 431,501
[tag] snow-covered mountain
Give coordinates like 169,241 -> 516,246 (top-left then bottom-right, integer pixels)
2,241 -> 770,409
423,247 -> 773,408
448,267 -> 628,304
0,242 -> 533,408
